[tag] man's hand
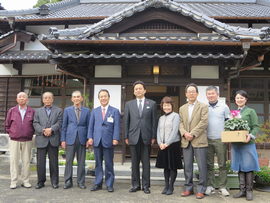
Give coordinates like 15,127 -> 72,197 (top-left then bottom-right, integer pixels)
244,134 -> 251,143
88,138 -> 93,146
125,139 -> 129,145
43,128 -> 52,137
61,141 -> 66,149
184,132 -> 194,141
151,139 -> 155,146
113,140 -> 118,145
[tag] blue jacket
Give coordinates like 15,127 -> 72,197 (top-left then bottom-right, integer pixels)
88,105 -> 120,148
60,106 -> 90,145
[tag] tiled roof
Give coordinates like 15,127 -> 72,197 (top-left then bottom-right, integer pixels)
0,51 -> 49,62
50,52 -> 244,59
0,0 -> 270,20
42,0 -> 270,42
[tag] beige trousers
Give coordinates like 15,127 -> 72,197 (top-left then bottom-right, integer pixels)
9,140 -> 32,185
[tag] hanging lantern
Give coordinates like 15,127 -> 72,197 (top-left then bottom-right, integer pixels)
37,76 -> 39,86
66,74 -> 68,85
46,75 -> 48,86
42,76 -> 44,86
51,75 -> 53,86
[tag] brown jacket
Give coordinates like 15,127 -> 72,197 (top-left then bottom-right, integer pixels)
179,101 -> 209,148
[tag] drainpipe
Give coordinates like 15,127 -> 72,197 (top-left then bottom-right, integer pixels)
55,64 -> 87,106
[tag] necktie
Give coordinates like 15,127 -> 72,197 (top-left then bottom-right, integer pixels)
138,100 -> 142,118
76,108 -> 80,122
102,108 -> 105,120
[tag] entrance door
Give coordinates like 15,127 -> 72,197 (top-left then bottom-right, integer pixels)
125,85 -> 185,157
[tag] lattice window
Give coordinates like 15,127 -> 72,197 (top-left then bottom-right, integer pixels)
161,66 -> 184,76
132,20 -> 184,30
128,65 -> 152,75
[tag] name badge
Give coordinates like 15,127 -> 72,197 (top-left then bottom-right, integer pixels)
107,115 -> 114,123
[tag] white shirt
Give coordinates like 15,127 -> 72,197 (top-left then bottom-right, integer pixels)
19,105 -> 27,122
101,105 -> 108,114
136,97 -> 145,110
188,100 -> 197,122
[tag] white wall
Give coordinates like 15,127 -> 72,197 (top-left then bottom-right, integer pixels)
191,66 -> 219,79
95,65 -> 122,78
0,64 -> 18,75
94,85 -> 122,111
22,64 -> 58,75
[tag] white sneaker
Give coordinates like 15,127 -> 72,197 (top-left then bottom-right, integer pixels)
21,182 -> 31,188
10,184 -> 17,189
219,188 -> 230,196
205,186 -> 215,195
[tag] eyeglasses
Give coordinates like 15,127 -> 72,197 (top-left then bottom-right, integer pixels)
187,91 -> 197,94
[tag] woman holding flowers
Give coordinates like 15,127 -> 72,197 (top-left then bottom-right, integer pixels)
155,96 -> 183,195
231,90 -> 260,201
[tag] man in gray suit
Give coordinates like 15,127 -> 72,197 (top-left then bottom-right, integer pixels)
124,81 -> 157,194
33,92 -> 63,189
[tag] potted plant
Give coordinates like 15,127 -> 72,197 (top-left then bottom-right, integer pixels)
222,110 -> 250,142
254,166 -> 270,192
194,160 -> 239,189
88,165 -> 95,176
256,120 -> 270,167
58,149 -> 66,158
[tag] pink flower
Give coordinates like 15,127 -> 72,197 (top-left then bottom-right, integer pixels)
146,101 -> 149,104
228,110 -> 241,119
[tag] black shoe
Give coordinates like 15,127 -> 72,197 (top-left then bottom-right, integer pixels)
63,180 -> 73,189
161,188 -> 168,194
107,186 -> 114,192
78,183 -> 86,189
143,187 -> 150,194
129,186 -> 141,192
90,185 -> 102,191
52,184 -> 58,189
35,183 -> 45,189
166,190 -> 173,195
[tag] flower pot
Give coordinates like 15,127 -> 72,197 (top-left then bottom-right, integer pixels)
258,158 -> 269,167
254,175 -> 270,192
89,170 -> 95,176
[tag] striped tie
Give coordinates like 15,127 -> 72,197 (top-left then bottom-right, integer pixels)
138,100 -> 142,118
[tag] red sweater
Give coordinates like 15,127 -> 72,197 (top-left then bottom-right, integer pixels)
5,105 -> 35,141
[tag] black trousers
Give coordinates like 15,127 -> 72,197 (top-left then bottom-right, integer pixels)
129,135 -> 151,188
37,142 -> 59,185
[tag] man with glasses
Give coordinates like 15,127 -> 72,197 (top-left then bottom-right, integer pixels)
179,83 -> 209,199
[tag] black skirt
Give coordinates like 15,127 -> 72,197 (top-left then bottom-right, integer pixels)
155,141 -> 183,169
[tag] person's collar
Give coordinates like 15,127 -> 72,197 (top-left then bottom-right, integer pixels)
19,105 -> 27,110
188,100 -> 197,106
101,105 -> 109,110
137,97 -> 145,101
165,111 -> 173,116
209,100 -> 218,107
74,105 -> 81,110
44,105 -> 53,109
239,105 -> 247,112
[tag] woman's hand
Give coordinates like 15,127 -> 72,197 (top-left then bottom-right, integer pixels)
244,134 -> 251,143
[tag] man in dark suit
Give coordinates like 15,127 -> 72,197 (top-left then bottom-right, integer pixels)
33,92 -> 63,189
179,83 -> 209,199
124,80 -> 157,194
88,89 -> 121,192
61,90 -> 90,189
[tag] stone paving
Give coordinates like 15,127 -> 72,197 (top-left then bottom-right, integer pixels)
0,158 -> 270,203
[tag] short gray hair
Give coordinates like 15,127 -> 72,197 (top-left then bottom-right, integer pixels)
206,86 -> 219,94
17,92 -> 28,99
42,92 -> 54,99
71,90 -> 82,97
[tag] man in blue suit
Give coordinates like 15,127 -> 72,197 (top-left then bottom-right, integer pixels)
60,90 -> 90,189
88,89 -> 121,192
